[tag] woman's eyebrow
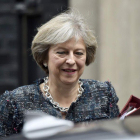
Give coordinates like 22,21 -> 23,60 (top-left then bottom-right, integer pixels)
54,47 -> 67,50
75,48 -> 86,52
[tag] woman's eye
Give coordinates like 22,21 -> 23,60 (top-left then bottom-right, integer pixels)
76,52 -> 83,55
57,52 -> 66,54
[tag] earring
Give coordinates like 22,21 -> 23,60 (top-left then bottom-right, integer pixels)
43,63 -> 47,67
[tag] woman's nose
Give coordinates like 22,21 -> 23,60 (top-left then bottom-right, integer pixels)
66,53 -> 75,65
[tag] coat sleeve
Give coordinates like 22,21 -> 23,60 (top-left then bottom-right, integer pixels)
105,81 -> 120,118
0,90 -> 15,137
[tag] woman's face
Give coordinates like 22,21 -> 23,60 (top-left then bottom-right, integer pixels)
46,37 -> 86,86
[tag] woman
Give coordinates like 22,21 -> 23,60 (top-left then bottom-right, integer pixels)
0,11 -> 119,137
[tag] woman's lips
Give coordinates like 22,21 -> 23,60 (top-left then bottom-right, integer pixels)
62,69 -> 76,72
62,69 -> 77,74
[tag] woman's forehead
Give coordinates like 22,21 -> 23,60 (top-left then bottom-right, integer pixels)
51,37 -> 86,49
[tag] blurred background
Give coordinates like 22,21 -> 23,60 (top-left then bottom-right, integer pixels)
0,0 -> 140,110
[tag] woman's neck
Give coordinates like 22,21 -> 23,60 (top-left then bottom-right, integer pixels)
48,80 -> 79,108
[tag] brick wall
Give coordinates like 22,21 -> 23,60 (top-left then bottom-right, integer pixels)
0,1 -> 19,93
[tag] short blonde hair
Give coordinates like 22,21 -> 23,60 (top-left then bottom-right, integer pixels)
31,10 -> 98,74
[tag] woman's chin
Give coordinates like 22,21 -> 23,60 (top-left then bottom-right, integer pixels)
60,77 -> 78,85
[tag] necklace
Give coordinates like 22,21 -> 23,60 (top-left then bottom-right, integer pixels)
43,77 -> 84,112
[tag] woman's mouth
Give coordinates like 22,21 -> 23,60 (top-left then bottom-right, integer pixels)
62,69 -> 76,74
63,69 -> 76,72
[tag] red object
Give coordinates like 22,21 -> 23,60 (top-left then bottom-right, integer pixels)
119,95 -> 140,117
